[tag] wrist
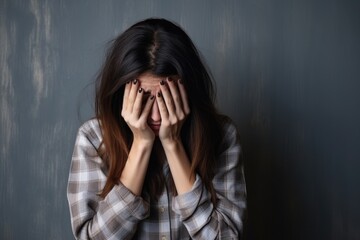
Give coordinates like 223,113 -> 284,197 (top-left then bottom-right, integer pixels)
161,138 -> 183,152
132,137 -> 154,150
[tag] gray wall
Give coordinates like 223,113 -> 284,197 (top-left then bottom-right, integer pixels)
1,0 -> 359,239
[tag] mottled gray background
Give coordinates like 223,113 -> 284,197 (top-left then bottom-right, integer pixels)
1,0 -> 360,239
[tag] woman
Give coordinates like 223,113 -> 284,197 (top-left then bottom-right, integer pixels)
67,18 -> 246,239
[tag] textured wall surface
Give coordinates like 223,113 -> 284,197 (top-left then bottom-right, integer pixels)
1,0 -> 359,239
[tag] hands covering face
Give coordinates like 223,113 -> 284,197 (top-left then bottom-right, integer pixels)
157,77 -> 190,144
121,77 -> 190,145
121,79 -> 156,142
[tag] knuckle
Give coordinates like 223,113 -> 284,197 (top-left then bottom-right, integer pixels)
178,112 -> 185,120
169,115 -> 178,124
162,119 -> 170,127
122,113 -> 129,121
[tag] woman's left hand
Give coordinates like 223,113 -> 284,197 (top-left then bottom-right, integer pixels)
156,77 -> 190,146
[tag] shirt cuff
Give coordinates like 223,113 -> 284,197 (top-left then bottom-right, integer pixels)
107,182 -> 150,221
172,174 -> 205,220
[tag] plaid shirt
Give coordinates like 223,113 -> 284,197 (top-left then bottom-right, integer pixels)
67,119 -> 246,239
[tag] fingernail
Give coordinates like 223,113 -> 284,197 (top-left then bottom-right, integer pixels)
178,79 -> 183,84
157,91 -> 162,97
133,79 -> 138,84
167,77 -> 173,82
126,81 -> 130,84
150,95 -> 155,100
160,80 -> 165,85
138,88 -> 143,93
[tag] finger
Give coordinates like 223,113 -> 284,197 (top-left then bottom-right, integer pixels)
156,91 -> 169,120
139,94 -> 155,122
166,77 -> 183,114
159,79 -> 175,116
127,79 -> 139,113
178,79 -> 190,115
122,81 -> 131,111
132,87 -> 144,119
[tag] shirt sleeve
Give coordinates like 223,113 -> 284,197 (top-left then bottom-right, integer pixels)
67,123 -> 150,240
172,122 -> 246,239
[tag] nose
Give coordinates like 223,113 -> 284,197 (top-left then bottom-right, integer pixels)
149,100 -> 161,123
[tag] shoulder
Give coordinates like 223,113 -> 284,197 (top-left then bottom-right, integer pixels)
218,116 -> 241,155
78,118 -> 102,134
220,116 -> 240,143
75,118 -> 103,150
213,116 -> 243,182
222,117 -> 239,138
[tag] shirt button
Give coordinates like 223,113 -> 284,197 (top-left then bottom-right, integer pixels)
161,236 -> 167,240
160,207 -> 165,213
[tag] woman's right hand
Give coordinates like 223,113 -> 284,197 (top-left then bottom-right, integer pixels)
121,79 -> 156,143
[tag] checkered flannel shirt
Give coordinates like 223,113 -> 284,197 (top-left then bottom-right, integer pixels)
67,119 -> 246,239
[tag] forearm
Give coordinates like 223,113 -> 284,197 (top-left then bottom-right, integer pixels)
162,140 -> 195,194
69,182 -> 150,240
172,175 -> 245,239
170,122 -> 246,239
120,139 -> 153,195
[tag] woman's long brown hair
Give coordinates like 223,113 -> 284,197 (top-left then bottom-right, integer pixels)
95,18 -> 226,205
